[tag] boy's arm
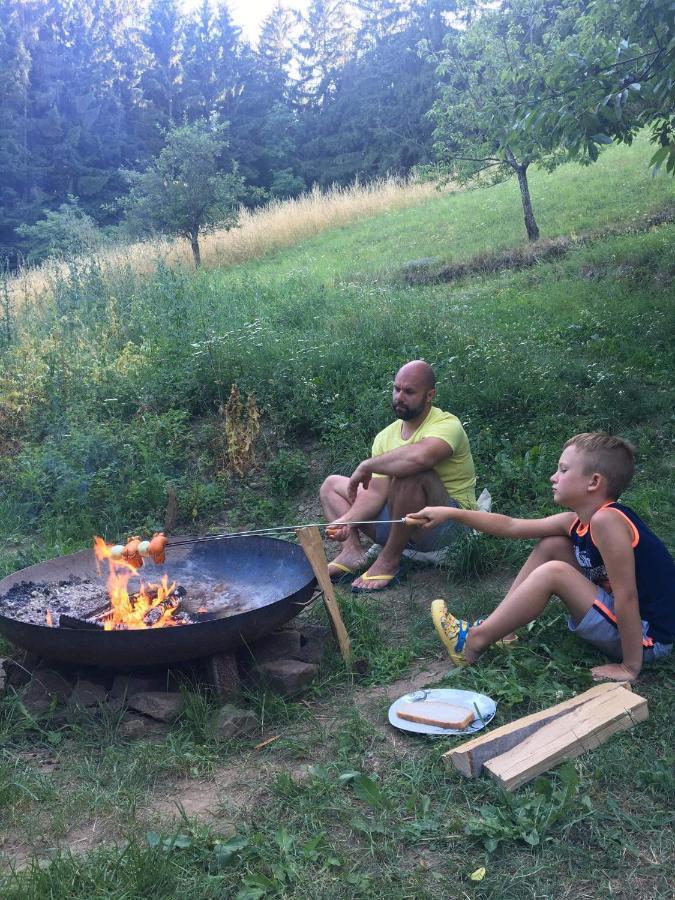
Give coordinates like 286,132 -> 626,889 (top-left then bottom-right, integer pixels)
407,506 -> 575,540
587,509 -> 643,681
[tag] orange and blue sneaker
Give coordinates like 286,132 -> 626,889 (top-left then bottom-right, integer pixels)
431,598 -> 474,667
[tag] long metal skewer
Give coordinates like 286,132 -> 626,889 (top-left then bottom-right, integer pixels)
166,518 -> 409,547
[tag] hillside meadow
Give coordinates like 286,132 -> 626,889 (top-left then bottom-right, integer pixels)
0,136 -> 673,897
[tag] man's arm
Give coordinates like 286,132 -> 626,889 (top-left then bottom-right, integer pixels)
407,506 -> 575,540
348,437 -> 451,501
587,509 -> 643,681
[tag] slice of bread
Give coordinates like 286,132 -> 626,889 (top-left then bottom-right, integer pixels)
396,700 -> 475,730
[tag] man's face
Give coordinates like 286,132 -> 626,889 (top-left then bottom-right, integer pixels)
392,369 -> 434,421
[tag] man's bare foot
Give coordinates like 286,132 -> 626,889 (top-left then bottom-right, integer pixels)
327,550 -> 368,580
350,555 -> 400,592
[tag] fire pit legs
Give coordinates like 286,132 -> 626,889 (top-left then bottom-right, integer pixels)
203,651 -> 241,702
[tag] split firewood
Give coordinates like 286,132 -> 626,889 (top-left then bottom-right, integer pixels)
444,681 -> 631,778
483,686 -> 647,791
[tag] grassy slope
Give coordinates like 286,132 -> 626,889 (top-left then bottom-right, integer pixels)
1,136 -> 674,897
234,134 -> 675,283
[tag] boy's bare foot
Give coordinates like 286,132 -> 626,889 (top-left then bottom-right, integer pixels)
591,662 -> 639,682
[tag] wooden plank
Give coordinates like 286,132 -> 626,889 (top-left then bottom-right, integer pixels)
444,681 -> 631,778
484,687 -> 647,791
296,526 -> 353,667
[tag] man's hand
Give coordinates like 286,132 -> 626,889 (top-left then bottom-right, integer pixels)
347,463 -> 373,503
406,506 -> 456,530
325,522 -> 351,542
591,662 -> 639,682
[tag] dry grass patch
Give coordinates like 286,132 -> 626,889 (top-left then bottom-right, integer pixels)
5,178 -> 439,310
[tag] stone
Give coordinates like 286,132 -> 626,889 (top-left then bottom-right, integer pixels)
255,658 -> 319,696
119,713 -> 171,740
20,668 -> 73,714
292,624 -> 330,665
109,672 -> 169,712
127,691 -> 184,723
3,653 -> 39,688
68,677 -> 108,709
244,630 -> 303,665
210,704 -> 258,741
401,257 -> 438,271
203,652 -> 241,702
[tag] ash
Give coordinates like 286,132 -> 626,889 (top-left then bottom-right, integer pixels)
0,578 -> 106,626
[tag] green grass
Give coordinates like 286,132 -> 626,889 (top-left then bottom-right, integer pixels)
0,619 -> 672,897
0,134 -> 673,896
231,134 -> 675,285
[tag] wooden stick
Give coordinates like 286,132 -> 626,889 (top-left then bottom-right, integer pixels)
296,526 -> 353,666
254,735 -> 280,750
484,686 -> 647,791
444,681 -> 631,778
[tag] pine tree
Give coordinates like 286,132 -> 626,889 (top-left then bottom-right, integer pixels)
0,0 -> 32,262
182,0 -> 219,121
139,0 -> 184,150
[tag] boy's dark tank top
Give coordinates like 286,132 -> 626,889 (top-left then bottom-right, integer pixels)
569,502 -> 675,644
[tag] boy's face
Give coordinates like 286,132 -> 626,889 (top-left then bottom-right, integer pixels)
550,445 -> 597,507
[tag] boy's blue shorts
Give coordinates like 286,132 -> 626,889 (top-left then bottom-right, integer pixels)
568,588 -> 673,663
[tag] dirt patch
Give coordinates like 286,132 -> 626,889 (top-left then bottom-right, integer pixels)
1,817 -> 118,872
143,756 -> 315,831
398,205 -> 675,286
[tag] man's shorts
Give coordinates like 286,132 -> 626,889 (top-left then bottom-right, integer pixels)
568,588 -> 673,663
374,498 -> 462,552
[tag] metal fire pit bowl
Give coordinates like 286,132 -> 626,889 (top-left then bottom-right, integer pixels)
0,536 -> 316,668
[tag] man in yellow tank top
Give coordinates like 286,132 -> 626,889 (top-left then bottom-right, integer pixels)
320,360 -> 476,591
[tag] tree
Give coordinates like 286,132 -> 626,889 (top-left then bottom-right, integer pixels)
15,195 -> 103,263
139,0 -> 184,149
120,121 -> 246,267
513,0 -> 675,174
0,0 -> 32,263
425,0 -> 572,241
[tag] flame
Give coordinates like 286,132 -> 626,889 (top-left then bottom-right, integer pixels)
46,609 -> 53,627
93,537 -> 184,630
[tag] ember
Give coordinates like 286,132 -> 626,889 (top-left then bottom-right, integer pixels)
94,537 -> 190,630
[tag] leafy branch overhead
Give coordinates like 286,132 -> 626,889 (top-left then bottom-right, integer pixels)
423,0 -> 675,244
511,0 -> 675,173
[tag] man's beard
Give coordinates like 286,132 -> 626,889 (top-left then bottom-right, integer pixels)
392,401 -> 426,421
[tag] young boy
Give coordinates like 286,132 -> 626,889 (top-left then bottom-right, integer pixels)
407,433 -> 674,682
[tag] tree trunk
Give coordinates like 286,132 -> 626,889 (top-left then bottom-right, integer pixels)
514,163 -> 539,242
190,231 -> 201,267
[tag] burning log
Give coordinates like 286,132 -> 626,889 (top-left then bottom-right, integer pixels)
143,595 -> 179,627
56,585 -> 193,631
59,613 -> 105,631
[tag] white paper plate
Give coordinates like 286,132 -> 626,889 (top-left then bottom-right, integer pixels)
388,688 -> 497,736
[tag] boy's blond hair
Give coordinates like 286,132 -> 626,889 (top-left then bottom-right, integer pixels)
563,432 -> 635,499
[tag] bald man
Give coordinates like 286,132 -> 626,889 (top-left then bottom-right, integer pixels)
320,360 -> 477,592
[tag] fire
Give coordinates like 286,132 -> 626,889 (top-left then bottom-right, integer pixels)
94,537 -> 185,630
